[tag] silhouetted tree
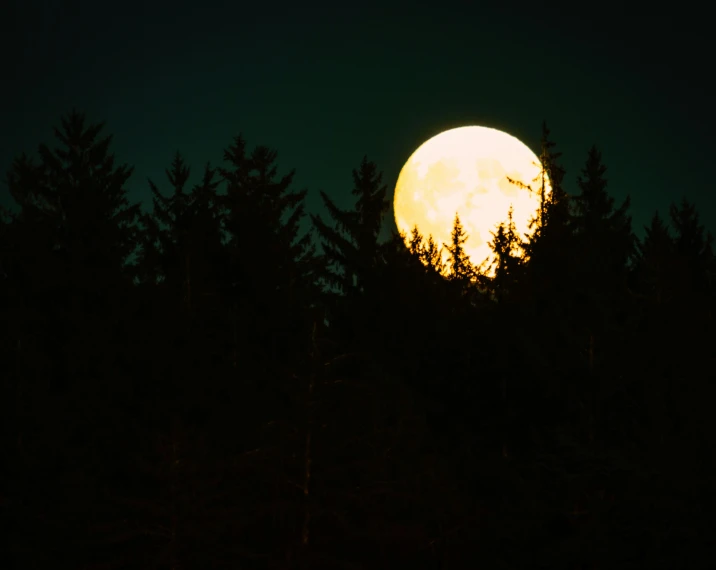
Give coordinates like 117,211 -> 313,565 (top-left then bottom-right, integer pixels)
669,197 -> 715,297
506,125 -> 581,423
310,156 -> 390,350
444,213 -> 476,285
6,110 -> 140,314
5,111 -> 140,402
487,206 -> 525,303
407,225 -> 446,279
3,110 -> 143,566
570,147 -> 635,331
632,210 -> 677,304
133,151 -> 191,287
220,135 -> 317,374
133,152 -> 224,314
572,146 -> 634,291
130,152 -> 231,448
569,146 -> 635,443
522,123 -> 573,305
312,156 -> 390,298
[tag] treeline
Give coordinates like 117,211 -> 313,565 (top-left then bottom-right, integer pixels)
1,112 -> 715,569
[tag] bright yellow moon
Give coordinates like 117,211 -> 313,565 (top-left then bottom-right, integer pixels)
394,126 -> 550,276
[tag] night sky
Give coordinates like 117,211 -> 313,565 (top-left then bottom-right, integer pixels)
2,0 -> 713,240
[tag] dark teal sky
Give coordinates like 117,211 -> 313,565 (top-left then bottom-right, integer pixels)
2,0 -> 713,240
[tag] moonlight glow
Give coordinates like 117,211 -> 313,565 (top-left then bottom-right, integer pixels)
393,126 -> 550,276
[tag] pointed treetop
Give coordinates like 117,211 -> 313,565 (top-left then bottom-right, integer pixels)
351,155 -> 389,239
573,145 -> 631,237
669,197 -> 713,259
166,151 -> 191,195
444,212 -> 474,282
312,156 -> 390,296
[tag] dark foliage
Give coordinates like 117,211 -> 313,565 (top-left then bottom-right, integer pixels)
2,112 -> 715,570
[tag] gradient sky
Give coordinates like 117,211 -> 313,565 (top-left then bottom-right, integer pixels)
2,0 -> 713,241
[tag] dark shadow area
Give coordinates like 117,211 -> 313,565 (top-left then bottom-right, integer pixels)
2,114 -> 715,569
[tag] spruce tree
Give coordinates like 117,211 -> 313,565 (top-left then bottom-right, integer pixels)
573,147 -> 633,269
219,136 -> 317,368
488,206 -> 525,303
6,110 -> 140,313
571,146 -> 634,316
3,111 -> 142,564
668,197 -> 714,297
522,123 -> 572,304
134,152 -> 224,314
633,211 -> 676,304
444,213 -> 475,284
311,156 -> 389,298
5,111 -> 140,402
570,146 -> 634,443
407,225 -> 445,278
134,151 -> 192,289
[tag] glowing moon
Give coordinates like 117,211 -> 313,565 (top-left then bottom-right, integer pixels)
394,126 -> 549,276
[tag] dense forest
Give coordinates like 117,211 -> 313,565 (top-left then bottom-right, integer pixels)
1,111 -> 715,569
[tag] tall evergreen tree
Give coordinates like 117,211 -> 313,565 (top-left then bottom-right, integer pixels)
6,110 -> 140,314
527,122 -> 566,230
407,225 -> 445,278
538,122 -> 568,220
572,147 -> 634,271
523,124 -> 572,290
134,152 -> 224,314
134,151 -> 191,288
221,138 -> 316,300
219,136 -> 317,368
444,213 -> 475,284
503,125 -> 588,431
632,211 -> 676,304
487,206 -> 525,303
311,156 -> 390,298
571,146 -> 634,313
5,111 -> 141,405
668,197 -> 715,297
3,111 -> 143,565
569,146 -> 635,442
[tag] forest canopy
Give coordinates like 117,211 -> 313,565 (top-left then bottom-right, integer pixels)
1,111 -> 715,569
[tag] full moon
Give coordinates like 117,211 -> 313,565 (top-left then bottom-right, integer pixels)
393,126 -> 549,276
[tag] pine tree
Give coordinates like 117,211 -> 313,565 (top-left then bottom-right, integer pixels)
134,151 -> 191,289
668,197 -> 715,297
522,123 -> 572,303
221,138 -> 316,299
311,156 -> 390,298
538,122 -> 568,221
407,226 -> 423,257
570,146 -> 635,444
444,213 -> 475,284
134,152 -> 224,314
407,225 -> 445,278
3,111 -> 142,565
573,147 -> 634,265
488,206 -> 525,303
5,110 -> 140,403
183,161 -> 225,313
220,136 -> 317,368
632,211 -> 676,304
6,110 -> 140,314
571,146 -> 634,311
